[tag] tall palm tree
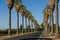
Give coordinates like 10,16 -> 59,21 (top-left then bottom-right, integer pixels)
47,5 -> 52,34
24,10 -> 28,33
46,5 -> 52,34
29,15 -> 33,32
27,11 -> 31,33
25,17 -> 27,33
20,5 -> 26,33
6,0 -> 14,35
15,4 -> 20,34
55,0 -> 59,38
44,5 -> 51,33
22,14 -> 24,33
31,16 -> 34,32
14,0 -> 22,34
28,16 -> 31,33
49,14 -> 51,34
34,20 -> 37,31
33,19 -> 36,32
48,0 -> 55,36
43,5 -> 50,33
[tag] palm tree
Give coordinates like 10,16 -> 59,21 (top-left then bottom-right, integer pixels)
46,5 -> 52,34
24,10 -> 28,33
22,14 -> 24,33
49,14 -> 51,34
25,17 -> 27,33
27,16 -> 30,33
31,16 -> 34,32
34,20 -> 38,31
29,15 -> 33,32
14,0 -> 22,34
27,11 -> 32,33
6,0 -> 14,35
20,5 -> 26,33
46,6 -> 52,34
48,0 -> 55,36
55,0 -> 59,38
33,19 -> 36,32
43,5 -> 50,33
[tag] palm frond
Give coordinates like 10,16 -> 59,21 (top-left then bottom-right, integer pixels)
43,5 -> 50,14
14,0 -> 22,4
20,5 -> 26,11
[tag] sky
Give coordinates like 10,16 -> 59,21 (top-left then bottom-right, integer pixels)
0,0 -> 60,29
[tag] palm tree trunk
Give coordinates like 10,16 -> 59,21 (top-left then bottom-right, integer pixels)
33,23 -> 34,32
51,10 -> 54,36
8,8 -> 11,35
46,21 -> 48,32
34,23 -> 35,32
44,19 -> 48,32
31,21 -> 33,32
28,19 -> 30,33
29,21 -> 31,32
17,12 -> 19,34
49,15 -> 51,34
43,15 -> 48,32
25,17 -> 27,33
35,24 -> 36,32
55,0 -> 59,38
22,15 -> 24,33
31,21 -> 32,32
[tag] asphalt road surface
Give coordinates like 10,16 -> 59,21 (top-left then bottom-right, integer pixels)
1,31 -> 53,40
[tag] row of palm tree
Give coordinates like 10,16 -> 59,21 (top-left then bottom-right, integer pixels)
43,0 -> 59,38
6,0 -> 39,35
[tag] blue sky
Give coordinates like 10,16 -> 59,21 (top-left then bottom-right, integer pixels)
0,0 -> 60,29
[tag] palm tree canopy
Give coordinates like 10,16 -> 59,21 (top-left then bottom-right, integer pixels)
31,16 -> 34,22
19,5 -> 26,15
29,15 -> 32,20
14,0 -> 22,4
48,0 -> 55,8
14,0 -> 22,12
20,5 -> 26,10
24,10 -> 30,18
43,5 -> 51,15
27,11 -> 32,19
34,20 -> 37,24
6,0 -> 14,9
14,4 -> 20,12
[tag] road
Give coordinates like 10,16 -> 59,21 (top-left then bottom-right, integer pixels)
0,31 -> 53,40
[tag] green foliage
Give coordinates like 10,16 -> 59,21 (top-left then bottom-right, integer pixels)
0,29 -> 16,35
43,5 -> 50,14
11,29 -> 16,34
20,5 -> 26,10
0,30 -> 8,36
40,23 -> 44,29
14,0 -> 22,4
